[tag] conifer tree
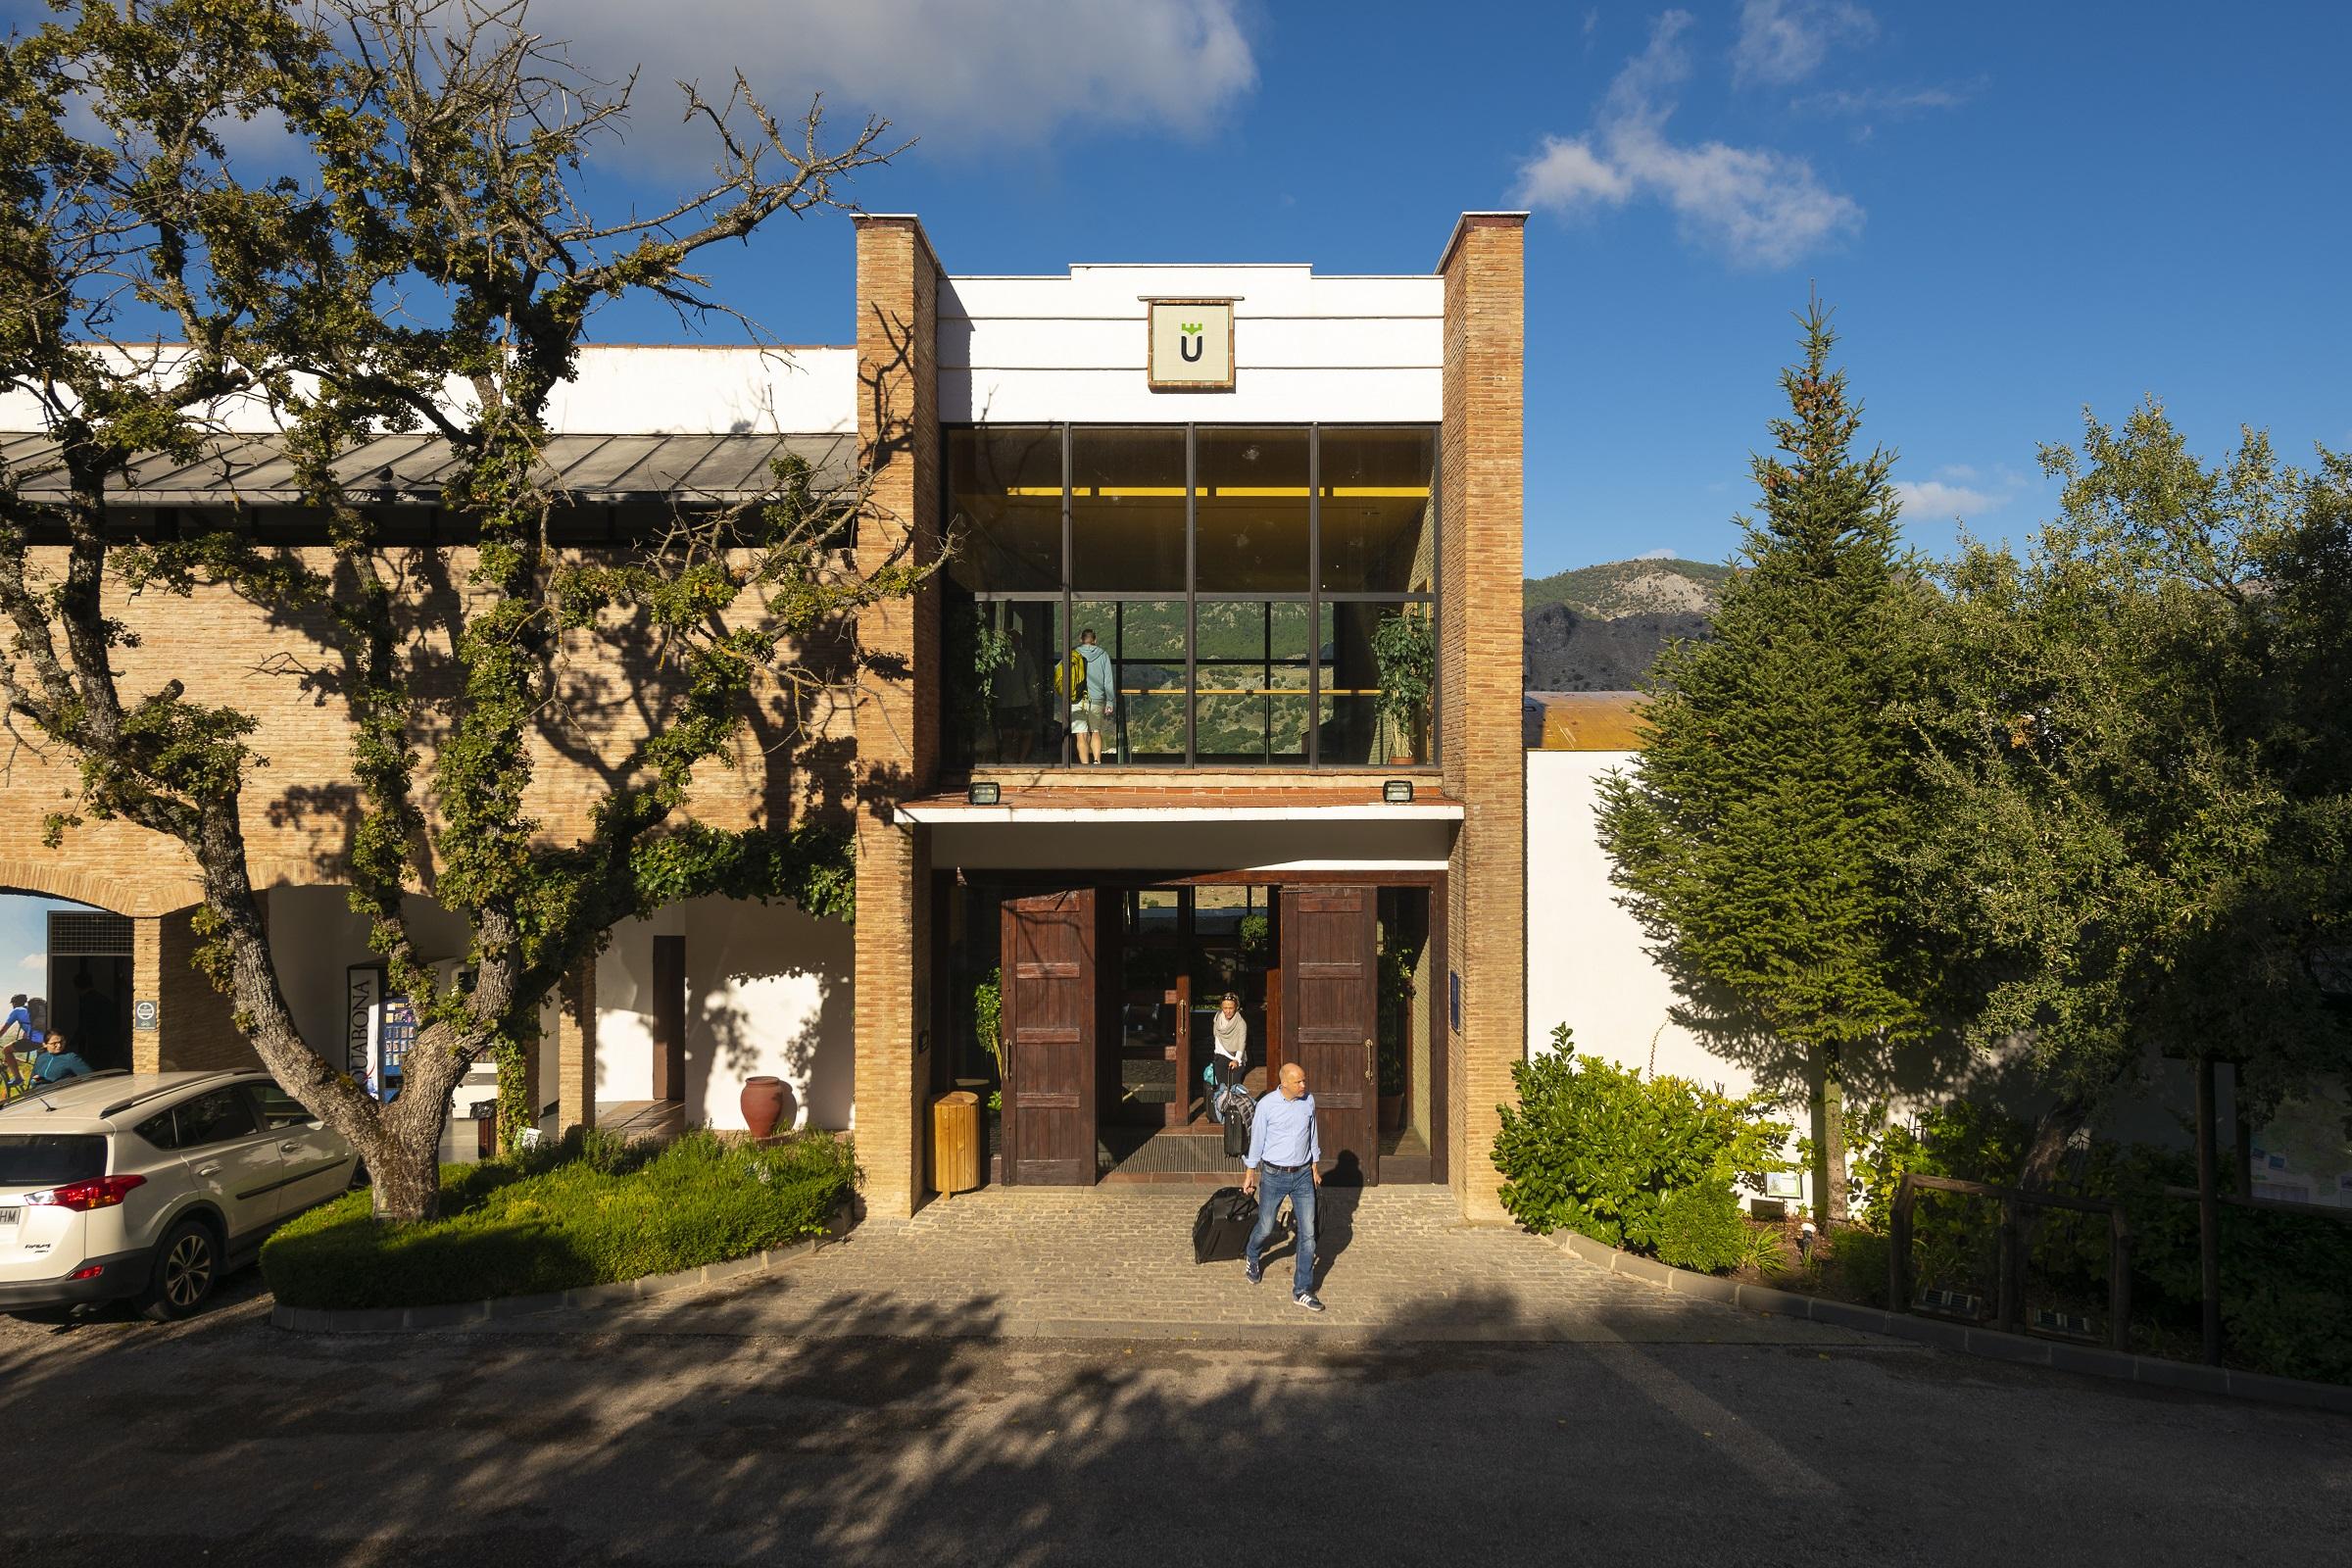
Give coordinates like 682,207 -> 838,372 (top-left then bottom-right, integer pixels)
1596,301 -> 1927,1223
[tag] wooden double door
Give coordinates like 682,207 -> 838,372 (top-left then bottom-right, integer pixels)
1001,883 -> 1382,1186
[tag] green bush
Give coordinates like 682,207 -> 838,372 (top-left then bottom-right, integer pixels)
1652,1183 -> 1748,1273
263,1128 -> 859,1311
1493,1028 -> 1790,1252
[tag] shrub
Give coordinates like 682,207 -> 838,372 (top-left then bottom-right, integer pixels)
1493,1027 -> 1790,1252
264,1128 -> 859,1311
1653,1183 -> 1748,1273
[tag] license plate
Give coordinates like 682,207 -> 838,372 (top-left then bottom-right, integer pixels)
0,1205 -> 19,1226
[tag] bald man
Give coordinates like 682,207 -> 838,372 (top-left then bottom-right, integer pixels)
1241,1061 -> 1324,1310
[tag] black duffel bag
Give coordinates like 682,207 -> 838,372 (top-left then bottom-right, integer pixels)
1194,1185 -> 1258,1264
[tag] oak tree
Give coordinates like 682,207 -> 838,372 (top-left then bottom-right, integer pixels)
0,0 -> 915,1219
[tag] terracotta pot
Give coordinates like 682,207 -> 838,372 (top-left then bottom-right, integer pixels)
1379,1093 -> 1404,1132
740,1076 -> 786,1139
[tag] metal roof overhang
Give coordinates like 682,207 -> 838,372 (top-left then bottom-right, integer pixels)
0,430 -> 857,505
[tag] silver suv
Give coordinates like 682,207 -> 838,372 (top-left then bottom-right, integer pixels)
0,1070 -> 357,1320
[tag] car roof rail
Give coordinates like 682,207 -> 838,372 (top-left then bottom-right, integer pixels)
4,1067 -> 132,1114
97,1069 -> 240,1121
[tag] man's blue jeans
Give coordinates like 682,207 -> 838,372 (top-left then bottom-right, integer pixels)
1246,1164 -> 1317,1296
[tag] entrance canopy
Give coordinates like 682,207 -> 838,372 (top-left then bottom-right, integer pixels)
897,786 -> 1462,872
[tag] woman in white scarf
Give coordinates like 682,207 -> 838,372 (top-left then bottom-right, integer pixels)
1209,991 -> 1247,1119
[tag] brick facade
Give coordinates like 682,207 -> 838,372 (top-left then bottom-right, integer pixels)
851,216 -> 945,1218
1439,215 -> 1530,1223
2,210 -> 1530,1230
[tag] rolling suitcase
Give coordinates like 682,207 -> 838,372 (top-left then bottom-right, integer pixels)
1194,1186 -> 1257,1264
1220,1084 -> 1254,1158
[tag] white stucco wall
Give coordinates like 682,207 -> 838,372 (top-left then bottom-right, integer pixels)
941,265 -> 1444,423
595,895 -> 854,1132
1524,751 -> 1755,1097
0,345 -> 855,436
265,885 -> 475,1068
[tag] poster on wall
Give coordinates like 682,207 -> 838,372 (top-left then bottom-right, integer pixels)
345,964 -> 382,1086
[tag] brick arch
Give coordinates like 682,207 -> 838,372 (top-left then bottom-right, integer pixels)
0,858 -> 197,918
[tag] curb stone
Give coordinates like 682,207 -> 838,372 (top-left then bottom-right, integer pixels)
269,1202 -> 854,1335
1550,1229 -> 2352,1417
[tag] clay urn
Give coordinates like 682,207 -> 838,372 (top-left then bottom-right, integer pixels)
740,1076 -> 787,1139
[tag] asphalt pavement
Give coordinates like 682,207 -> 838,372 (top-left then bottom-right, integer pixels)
1,1270 -> 2344,1567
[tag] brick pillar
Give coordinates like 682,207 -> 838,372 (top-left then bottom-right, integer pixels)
130,914 -> 163,1074
1438,213 -> 1529,1223
556,957 -> 598,1132
851,214 -> 945,1217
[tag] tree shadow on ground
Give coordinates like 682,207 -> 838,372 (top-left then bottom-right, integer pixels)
2,1258 -> 2347,1565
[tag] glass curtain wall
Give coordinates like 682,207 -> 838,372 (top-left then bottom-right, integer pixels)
946,423 -> 1437,769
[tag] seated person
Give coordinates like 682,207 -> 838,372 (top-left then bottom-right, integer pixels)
30,1030 -> 92,1083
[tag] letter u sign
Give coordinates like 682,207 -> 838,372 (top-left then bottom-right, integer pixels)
1179,332 -> 1203,363
1148,301 -> 1234,390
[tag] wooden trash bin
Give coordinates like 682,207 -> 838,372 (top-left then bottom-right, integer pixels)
930,1090 -> 982,1197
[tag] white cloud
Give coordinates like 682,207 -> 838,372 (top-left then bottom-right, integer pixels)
520,0 -> 1256,163
1732,0 -> 1878,88
1518,136 -> 1632,206
19,953 -> 45,971
1514,12 -> 1862,269
1792,82 -> 1975,117
1635,546 -> 1678,560
1882,474 -> 2013,523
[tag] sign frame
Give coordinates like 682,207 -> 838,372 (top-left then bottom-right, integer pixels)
1144,297 -> 1237,392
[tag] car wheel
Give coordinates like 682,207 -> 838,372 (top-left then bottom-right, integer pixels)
138,1220 -> 220,1322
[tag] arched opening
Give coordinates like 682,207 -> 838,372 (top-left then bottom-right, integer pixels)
0,889 -> 135,1074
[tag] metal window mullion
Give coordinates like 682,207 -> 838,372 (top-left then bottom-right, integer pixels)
1431,436 -> 1443,772
1307,422 -> 1320,771
1185,424 -> 1198,769
1061,423 -> 1073,767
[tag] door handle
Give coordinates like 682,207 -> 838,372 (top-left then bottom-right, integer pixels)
1364,1038 -> 1374,1082
279,1142 -> 301,1153
195,1164 -> 220,1178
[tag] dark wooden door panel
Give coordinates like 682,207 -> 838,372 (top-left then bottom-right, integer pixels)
1003,889 -> 1098,1186
652,934 -> 686,1103
1280,884 -> 1378,1184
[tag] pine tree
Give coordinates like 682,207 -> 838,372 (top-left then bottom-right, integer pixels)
1596,301 -> 1928,1224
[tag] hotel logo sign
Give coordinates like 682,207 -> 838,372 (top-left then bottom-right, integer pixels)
1146,298 -> 1235,391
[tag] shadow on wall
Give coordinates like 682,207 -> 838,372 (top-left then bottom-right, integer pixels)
685,897 -> 854,1132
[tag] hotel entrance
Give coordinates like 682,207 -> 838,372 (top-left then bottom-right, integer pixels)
942,874 -> 1444,1189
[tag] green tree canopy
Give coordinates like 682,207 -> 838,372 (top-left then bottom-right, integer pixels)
1596,300 -> 1931,1220
1900,407 -> 2352,1182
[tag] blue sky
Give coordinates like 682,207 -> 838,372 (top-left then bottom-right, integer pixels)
11,1 -> 2349,576
0,896 -> 81,995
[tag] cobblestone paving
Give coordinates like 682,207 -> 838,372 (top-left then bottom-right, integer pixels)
514,1187 -> 1878,1347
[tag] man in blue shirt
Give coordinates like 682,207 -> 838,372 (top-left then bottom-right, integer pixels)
1242,1061 -> 1325,1311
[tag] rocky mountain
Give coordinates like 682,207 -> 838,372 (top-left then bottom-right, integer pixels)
1522,558 -> 1726,691
1522,557 -> 1733,617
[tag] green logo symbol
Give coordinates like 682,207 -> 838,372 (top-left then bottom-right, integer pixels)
1181,321 -> 1202,333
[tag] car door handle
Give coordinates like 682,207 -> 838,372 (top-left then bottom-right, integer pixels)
195,1164 -> 220,1178
279,1142 -> 301,1153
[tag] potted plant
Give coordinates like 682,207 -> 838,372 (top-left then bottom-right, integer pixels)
1370,606 -> 1435,764
971,968 -> 1004,1182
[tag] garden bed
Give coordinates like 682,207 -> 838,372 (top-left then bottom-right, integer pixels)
262,1128 -> 859,1312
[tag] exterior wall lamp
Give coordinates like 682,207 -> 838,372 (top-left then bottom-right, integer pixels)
966,781 -> 1002,806
1383,779 -> 1414,804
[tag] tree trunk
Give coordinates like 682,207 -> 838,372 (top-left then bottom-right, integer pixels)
365,1132 -> 444,1223
2020,1094 -> 2092,1190
1810,1044 -> 1849,1226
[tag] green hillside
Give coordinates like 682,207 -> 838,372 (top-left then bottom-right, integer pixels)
1523,558 -> 1734,617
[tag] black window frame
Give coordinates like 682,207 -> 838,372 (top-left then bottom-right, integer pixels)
943,421 -> 1442,772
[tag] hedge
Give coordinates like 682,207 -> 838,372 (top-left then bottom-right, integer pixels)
262,1128 -> 858,1311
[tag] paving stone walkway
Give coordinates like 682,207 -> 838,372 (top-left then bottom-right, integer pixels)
489,1186 -> 1882,1347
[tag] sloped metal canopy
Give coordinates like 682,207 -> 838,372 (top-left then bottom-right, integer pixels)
0,430 -> 857,505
